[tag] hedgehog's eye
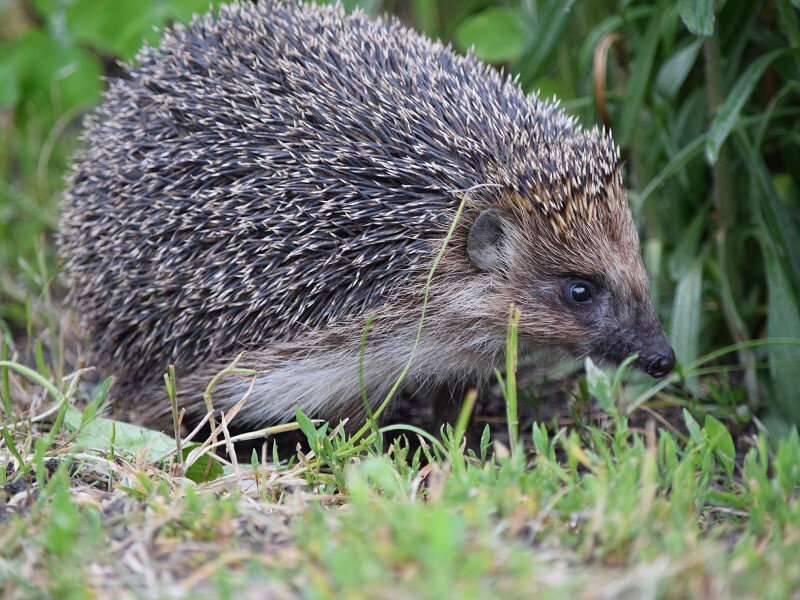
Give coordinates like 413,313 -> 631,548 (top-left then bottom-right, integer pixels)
566,281 -> 592,304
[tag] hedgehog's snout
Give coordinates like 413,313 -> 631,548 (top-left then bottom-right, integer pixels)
603,330 -> 675,379
640,335 -> 676,378
585,299 -> 675,379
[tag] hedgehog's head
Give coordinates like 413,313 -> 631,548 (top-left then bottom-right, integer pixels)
466,128 -> 674,378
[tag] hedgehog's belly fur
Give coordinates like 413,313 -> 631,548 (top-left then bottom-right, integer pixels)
139,299 -> 505,428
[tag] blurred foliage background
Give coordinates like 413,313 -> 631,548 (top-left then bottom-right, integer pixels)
0,0 -> 798,430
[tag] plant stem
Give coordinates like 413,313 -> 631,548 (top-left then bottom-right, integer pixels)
505,306 -> 520,456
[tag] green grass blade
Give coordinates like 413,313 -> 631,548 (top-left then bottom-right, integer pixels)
705,48 -> 788,162
678,0 -> 715,36
760,235 -> 800,422
620,0 -> 672,145
670,256 -> 704,371
505,307 -> 520,455
517,0 -> 579,90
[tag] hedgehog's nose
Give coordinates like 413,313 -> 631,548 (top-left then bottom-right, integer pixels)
645,347 -> 676,378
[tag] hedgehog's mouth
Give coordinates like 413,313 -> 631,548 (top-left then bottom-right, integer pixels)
589,329 -> 676,379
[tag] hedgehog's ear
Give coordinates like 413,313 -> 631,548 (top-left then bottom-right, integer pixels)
467,208 -> 515,273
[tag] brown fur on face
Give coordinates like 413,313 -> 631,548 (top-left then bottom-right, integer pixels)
455,155 -> 673,377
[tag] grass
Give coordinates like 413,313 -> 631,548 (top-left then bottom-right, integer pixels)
2,0 -> 800,597
1,313 -> 800,598
4,0 -> 800,420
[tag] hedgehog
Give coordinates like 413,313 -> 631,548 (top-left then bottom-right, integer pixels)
58,0 -> 675,430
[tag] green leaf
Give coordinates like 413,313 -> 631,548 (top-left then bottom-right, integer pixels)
340,0 -> 383,15
737,130 -> 800,292
183,443 -> 224,483
295,407 -> 318,449
620,1 -> 673,145
518,0 -> 578,90
66,0 -> 159,59
91,376 -> 114,404
0,50 -> 19,108
761,237 -> 800,423
578,6 -> 654,75
80,377 -> 113,426
531,422 -> 550,457
584,357 -> 614,416
705,486 -> 746,511
12,29 -> 102,116
704,415 -> 735,477
30,0 -> 62,19
45,485 -> 82,557
656,39 -> 702,98
635,133 -> 706,207
479,424 -> 490,461
668,209 -> 707,280
659,431 -> 679,472
34,340 -> 48,378
683,409 -> 702,444
165,0 -> 213,21
455,7 -> 527,64
705,49 -> 787,163
409,0 -> 438,35
679,0 -> 715,36
774,430 -> 800,495
1,341 -> 10,416
670,257 -> 704,369
64,406 -> 177,461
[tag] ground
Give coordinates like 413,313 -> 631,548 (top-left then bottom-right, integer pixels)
1,313 -> 799,599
